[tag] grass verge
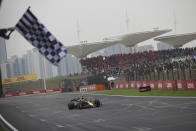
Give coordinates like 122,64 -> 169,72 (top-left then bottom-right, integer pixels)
95,89 -> 196,97
0,124 -> 6,131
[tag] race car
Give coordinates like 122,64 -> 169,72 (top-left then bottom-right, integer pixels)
68,96 -> 102,110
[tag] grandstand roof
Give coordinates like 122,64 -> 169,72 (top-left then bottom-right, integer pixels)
154,32 -> 196,47
66,40 -> 120,58
108,29 -> 171,47
66,29 -> 171,58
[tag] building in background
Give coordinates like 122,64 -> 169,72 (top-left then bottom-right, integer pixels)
1,48 -> 82,79
57,54 -> 82,76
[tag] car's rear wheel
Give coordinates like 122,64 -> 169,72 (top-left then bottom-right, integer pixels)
68,102 -> 74,110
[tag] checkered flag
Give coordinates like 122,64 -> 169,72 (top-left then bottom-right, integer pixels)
15,8 -> 67,65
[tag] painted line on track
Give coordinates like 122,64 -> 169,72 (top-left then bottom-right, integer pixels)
0,114 -> 18,131
93,93 -> 196,99
40,119 -> 47,122
64,92 -> 196,99
56,124 -> 64,128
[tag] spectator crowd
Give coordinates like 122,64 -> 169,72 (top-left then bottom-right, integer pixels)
80,47 -> 196,81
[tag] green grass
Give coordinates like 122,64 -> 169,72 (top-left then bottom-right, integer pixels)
0,124 -> 6,131
95,89 -> 196,97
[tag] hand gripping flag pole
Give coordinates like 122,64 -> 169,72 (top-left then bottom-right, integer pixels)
15,7 -> 67,66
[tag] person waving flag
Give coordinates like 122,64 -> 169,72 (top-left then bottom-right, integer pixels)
15,7 -> 67,65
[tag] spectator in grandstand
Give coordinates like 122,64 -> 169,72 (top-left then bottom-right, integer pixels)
80,47 -> 196,81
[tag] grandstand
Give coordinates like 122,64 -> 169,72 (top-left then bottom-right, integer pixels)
79,31 -> 196,84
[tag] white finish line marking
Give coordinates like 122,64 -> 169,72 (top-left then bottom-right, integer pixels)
56,124 -> 64,128
40,119 -> 46,122
29,114 -> 36,117
94,94 -> 196,99
0,114 -> 18,131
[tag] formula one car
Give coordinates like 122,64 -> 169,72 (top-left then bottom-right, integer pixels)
68,96 -> 102,110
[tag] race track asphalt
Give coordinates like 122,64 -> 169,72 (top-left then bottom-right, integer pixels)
0,93 -> 196,131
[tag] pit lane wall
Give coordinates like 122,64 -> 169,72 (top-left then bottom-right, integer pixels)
114,80 -> 196,90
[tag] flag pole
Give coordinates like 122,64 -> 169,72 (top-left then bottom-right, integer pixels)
43,57 -> 47,91
0,68 -> 3,97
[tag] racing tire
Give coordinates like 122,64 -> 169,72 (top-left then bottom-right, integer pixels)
94,99 -> 101,107
68,102 -> 74,110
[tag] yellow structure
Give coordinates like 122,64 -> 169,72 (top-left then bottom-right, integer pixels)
2,74 -> 38,85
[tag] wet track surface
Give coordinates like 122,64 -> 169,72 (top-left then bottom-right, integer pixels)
0,93 -> 196,131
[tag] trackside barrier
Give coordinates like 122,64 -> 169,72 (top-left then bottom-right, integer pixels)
115,83 -> 119,89
142,81 -> 148,87
33,90 -> 41,94
46,89 -> 56,93
149,80 -> 156,89
124,82 -> 129,89
186,80 -> 196,90
130,81 -> 136,89
177,80 -> 186,90
96,84 -> 105,90
4,88 -> 61,98
166,80 -> 175,90
4,93 -> 14,97
115,82 -> 130,89
80,84 -> 96,92
119,82 -> 124,89
136,81 -> 141,89
114,80 -> 196,91
19,92 -> 27,96
157,80 -> 164,89
79,84 -> 105,92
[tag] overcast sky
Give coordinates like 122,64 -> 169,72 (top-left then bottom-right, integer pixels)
0,0 -> 196,57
